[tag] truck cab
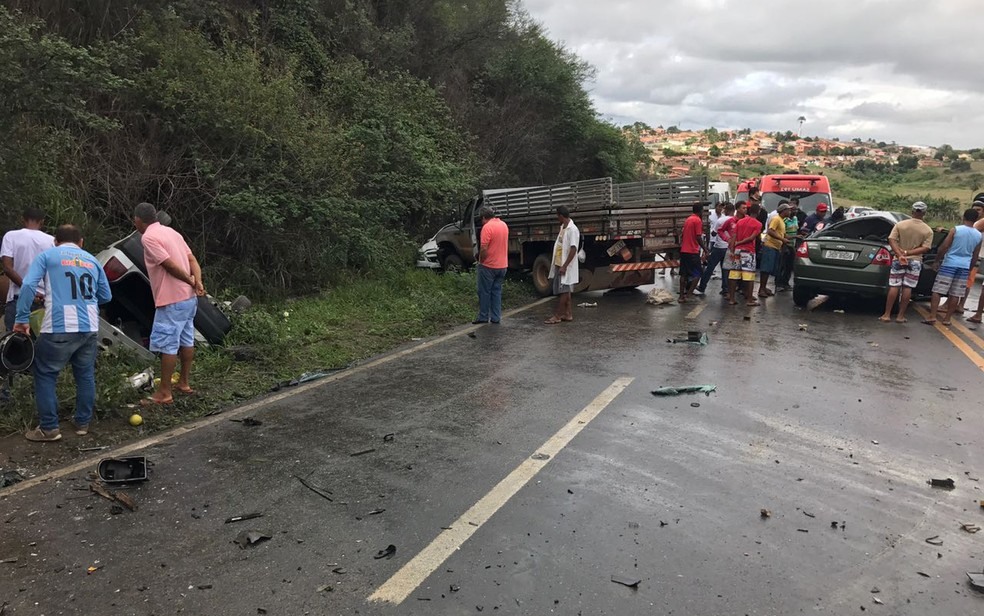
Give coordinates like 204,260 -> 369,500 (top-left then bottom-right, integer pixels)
757,174 -> 832,216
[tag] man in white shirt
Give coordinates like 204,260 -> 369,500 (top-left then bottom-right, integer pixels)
2,208 -> 55,331
545,206 -> 580,325
696,202 -> 735,296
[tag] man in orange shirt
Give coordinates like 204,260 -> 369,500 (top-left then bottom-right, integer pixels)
474,206 -> 509,324
133,202 -> 206,406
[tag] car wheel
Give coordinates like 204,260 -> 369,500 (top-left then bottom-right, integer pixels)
532,254 -> 553,297
793,285 -> 816,307
441,253 -> 464,273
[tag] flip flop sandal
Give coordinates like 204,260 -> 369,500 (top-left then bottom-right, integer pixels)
544,318 -> 562,325
967,317 -> 983,324
139,397 -> 173,407
921,319 -> 937,325
896,318 -> 907,323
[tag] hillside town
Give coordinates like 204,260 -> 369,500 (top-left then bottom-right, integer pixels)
629,124 -> 964,179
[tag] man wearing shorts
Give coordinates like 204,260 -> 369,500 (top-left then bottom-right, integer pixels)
966,195 -> 984,322
679,202 -> 708,303
134,203 -> 206,405
880,201 -> 934,323
728,201 -> 763,307
924,208 -> 982,326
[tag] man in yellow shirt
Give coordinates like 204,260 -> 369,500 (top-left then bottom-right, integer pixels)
759,201 -> 790,297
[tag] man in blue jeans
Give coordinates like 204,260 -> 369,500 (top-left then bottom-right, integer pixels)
696,202 -> 735,295
474,206 -> 509,324
14,225 -> 111,442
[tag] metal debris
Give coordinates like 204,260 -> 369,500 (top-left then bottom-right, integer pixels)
225,513 -> 264,524
374,544 -> 397,560
611,575 -> 641,588
294,475 -> 333,502
234,531 -> 271,549
925,536 -> 943,546
929,478 -> 955,489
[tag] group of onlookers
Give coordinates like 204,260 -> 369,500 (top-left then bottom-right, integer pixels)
678,187 -> 842,305
1,204 -> 205,442
880,194 -> 984,326
672,188 -> 984,325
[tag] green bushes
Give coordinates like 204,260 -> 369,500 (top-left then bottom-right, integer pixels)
0,3 -> 646,294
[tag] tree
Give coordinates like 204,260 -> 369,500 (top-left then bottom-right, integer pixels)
709,144 -> 721,157
935,144 -> 954,161
806,147 -> 823,156
951,160 -> 972,173
666,125 -> 681,134
897,154 -> 919,171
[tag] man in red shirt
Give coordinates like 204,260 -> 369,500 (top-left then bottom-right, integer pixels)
678,202 -> 708,303
727,201 -> 764,307
475,206 -> 509,324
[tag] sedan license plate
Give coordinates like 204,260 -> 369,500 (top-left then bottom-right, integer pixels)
823,250 -> 856,261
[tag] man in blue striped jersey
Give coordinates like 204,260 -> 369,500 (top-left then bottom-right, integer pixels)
13,225 -> 111,442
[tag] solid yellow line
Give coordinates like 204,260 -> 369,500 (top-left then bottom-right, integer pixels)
367,376 -> 634,605
1,297 -> 554,498
685,303 -> 707,320
946,318 -> 984,353
913,306 -> 984,371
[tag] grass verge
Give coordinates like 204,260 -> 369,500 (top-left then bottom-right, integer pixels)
0,269 -> 536,436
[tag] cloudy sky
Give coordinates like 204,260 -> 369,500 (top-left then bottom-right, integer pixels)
522,0 -> 982,148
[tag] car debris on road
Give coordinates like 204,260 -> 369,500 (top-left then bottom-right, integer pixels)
652,385 -> 716,396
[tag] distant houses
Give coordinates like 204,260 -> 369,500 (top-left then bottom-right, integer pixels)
627,125 -> 941,181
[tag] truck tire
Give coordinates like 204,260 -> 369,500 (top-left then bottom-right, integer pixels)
792,285 -> 816,307
532,254 -> 553,296
441,253 -> 464,273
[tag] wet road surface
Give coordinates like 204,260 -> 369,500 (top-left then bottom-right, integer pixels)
2,278 -> 984,615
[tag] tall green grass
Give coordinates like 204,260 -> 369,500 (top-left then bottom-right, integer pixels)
0,269 -> 535,434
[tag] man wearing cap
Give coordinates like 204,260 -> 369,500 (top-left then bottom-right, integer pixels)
776,199 -> 802,291
759,201 -> 790,297
879,201 -> 934,323
800,203 -> 829,235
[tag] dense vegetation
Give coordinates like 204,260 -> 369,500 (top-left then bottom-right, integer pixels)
0,1 -> 647,292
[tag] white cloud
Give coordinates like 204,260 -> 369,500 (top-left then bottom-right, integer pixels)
521,0 -> 984,147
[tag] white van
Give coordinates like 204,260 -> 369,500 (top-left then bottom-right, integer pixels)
707,181 -> 732,207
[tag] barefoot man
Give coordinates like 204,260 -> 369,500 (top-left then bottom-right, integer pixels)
879,201 -> 933,323
133,202 -> 206,405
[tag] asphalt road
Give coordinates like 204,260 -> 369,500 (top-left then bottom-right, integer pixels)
2,278 -> 984,615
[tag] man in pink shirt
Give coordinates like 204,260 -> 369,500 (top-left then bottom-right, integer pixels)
133,202 -> 205,406
474,206 -> 509,324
